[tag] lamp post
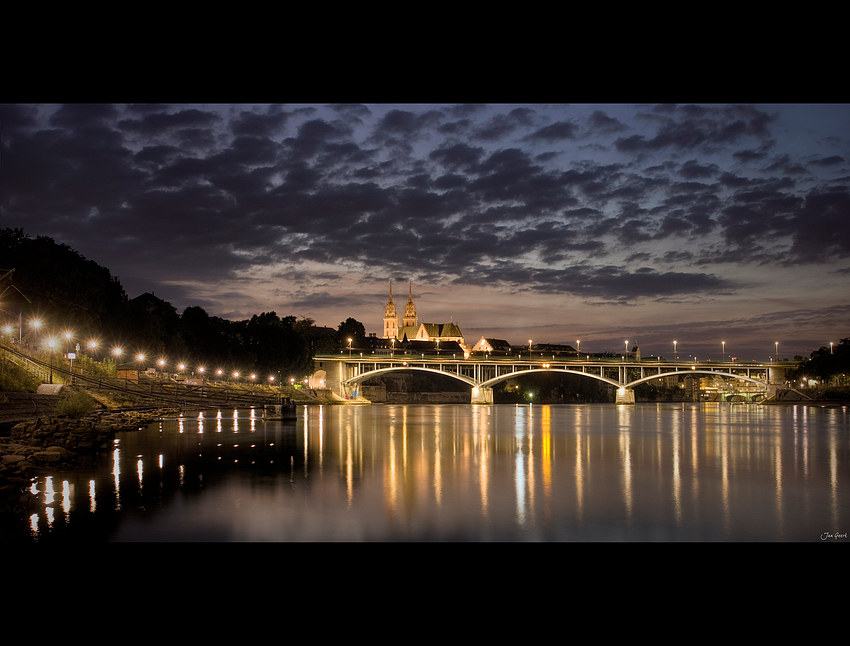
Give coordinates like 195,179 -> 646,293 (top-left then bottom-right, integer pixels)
47,338 -> 57,384
62,331 -> 74,380
348,338 -> 352,357
625,340 -> 629,360
576,340 -> 580,359
136,354 -> 145,382
112,348 -> 122,378
830,342 -> 834,354
722,341 -> 726,362
674,340 -> 677,361
775,341 -> 779,363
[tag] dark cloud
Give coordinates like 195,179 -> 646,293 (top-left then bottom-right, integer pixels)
472,108 -> 536,141
615,104 -> 775,153
786,187 -> 850,262
811,155 -> 844,167
587,110 -> 628,134
117,108 -> 221,135
678,159 -> 719,179
524,121 -> 578,142
231,107 -> 293,137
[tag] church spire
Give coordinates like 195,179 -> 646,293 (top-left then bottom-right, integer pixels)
383,281 -> 399,339
403,281 -> 417,328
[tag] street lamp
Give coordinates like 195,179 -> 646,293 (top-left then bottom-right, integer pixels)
625,340 -> 629,360
47,338 -> 57,384
775,341 -> 779,362
348,338 -> 352,357
722,341 -> 726,361
576,340 -> 580,359
674,340 -> 677,361
830,342 -> 834,354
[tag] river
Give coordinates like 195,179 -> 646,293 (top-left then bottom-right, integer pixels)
3,403 -> 848,542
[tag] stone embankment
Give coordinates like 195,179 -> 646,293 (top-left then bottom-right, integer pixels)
0,407 -> 177,515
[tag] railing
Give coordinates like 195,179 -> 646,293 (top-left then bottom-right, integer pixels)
1,342 -> 287,408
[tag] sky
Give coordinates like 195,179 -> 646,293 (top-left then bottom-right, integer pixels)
1,103 -> 849,362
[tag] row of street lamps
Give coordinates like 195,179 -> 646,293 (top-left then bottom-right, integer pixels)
2,321 -> 300,387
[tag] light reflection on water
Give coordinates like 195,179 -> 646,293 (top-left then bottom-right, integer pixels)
6,403 -> 850,542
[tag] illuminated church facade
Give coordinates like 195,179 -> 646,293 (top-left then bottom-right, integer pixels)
383,282 -> 465,347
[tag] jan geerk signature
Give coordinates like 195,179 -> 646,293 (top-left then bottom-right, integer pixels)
820,531 -> 848,540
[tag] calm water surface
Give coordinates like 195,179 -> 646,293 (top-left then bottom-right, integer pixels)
5,403 -> 849,542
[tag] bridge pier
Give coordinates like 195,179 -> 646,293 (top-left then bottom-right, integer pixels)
471,386 -> 493,404
615,387 -> 635,405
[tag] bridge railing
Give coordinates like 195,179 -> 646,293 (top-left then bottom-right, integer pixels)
314,353 -> 783,368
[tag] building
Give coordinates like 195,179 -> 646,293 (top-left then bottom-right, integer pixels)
471,338 -> 513,355
382,282 -> 466,349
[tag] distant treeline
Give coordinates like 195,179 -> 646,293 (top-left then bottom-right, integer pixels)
1,228 -> 365,380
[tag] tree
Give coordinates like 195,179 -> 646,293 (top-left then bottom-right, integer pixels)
244,312 -> 313,380
789,337 -> 850,385
0,228 -> 127,338
337,317 -> 366,349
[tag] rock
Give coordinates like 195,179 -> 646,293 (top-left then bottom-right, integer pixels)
33,451 -> 62,464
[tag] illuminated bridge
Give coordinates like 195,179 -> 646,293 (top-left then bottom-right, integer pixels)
310,355 -> 791,404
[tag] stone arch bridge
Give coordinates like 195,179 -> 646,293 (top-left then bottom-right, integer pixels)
311,356 -> 789,404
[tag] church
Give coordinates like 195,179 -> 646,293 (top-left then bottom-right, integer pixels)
383,282 -> 465,348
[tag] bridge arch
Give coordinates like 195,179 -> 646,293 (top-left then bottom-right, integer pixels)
479,368 -> 622,390
343,366 -> 477,388
625,370 -> 767,389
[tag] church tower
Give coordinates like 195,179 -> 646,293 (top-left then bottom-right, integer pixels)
383,281 -> 399,339
403,281 -> 418,328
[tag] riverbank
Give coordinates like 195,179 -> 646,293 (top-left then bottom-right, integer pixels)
762,386 -> 849,407
0,406 -> 178,515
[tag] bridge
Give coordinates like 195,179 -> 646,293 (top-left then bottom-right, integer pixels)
310,355 -> 791,404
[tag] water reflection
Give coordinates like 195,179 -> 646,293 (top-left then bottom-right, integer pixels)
8,403 -> 850,542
